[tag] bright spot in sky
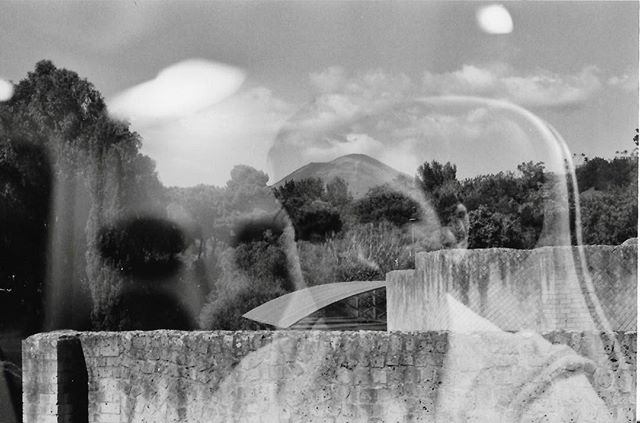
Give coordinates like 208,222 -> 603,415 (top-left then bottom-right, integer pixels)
108,59 -> 246,125
476,4 -> 513,35
0,78 -> 14,102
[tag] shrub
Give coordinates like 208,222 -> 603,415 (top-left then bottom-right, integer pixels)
199,285 -> 286,330
354,185 -> 421,227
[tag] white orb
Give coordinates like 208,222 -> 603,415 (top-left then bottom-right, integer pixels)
476,4 -> 513,35
0,78 -> 13,102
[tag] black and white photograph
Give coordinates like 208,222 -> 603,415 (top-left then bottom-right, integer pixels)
0,1 -> 637,422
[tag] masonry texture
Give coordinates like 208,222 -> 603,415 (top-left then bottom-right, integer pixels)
387,245 -> 637,332
23,330 -> 635,422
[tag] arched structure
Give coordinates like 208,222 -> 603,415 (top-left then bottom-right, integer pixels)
242,280 -> 386,328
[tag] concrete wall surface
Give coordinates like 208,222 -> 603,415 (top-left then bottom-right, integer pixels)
23,330 -> 635,423
387,245 -> 637,332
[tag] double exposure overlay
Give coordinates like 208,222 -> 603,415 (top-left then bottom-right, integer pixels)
0,2 -> 637,422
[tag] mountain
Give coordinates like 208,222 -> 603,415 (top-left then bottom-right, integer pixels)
271,154 -> 412,198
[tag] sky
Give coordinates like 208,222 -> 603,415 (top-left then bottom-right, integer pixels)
0,1 -> 637,186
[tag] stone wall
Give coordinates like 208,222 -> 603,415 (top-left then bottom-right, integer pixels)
23,330 -> 636,422
387,245 -> 637,332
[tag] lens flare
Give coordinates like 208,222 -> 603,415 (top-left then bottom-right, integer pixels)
0,78 -> 14,102
108,59 -> 246,125
476,4 -> 514,35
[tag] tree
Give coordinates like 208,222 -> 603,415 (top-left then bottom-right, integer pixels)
167,184 -> 225,257
0,60 -> 109,330
354,184 -> 421,227
199,228 -> 295,330
1,60 -> 167,330
575,155 -> 637,192
273,178 -> 325,215
97,217 -> 187,280
467,206 -> 523,249
295,200 -> 342,241
579,188 -> 637,245
324,177 -> 353,212
274,178 -> 343,241
416,161 -> 458,196
416,161 -> 464,224
0,130 -> 52,332
572,143 -> 637,245
459,162 -> 547,249
225,165 -> 274,213
199,285 -> 286,330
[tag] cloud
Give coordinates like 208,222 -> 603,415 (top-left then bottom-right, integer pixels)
303,68 -> 414,124
131,63 -> 608,186
269,66 -> 571,180
108,59 -> 246,126
309,66 -> 348,94
138,86 -> 295,187
423,64 -> 602,108
607,72 -> 638,93
305,133 -> 386,162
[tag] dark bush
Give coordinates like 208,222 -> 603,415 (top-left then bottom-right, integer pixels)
354,185 -> 421,227
199,286 -> 286,330
97,216 -> 187,280
230,215 -> 285,247
107,289 -> 195,330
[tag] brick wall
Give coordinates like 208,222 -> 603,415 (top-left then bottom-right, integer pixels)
23,330 -> 636,422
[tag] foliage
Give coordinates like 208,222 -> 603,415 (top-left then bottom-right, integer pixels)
461,161 -> 546,249
353,184 -> 420,227
467,206 -> 522,249
294,200 -> 343,241
106,289 -> 195,331
273,177 -> 344,241
298,222 -> 414,286
166,184 -> 225,256
97,217 -> 187,280
199,285 -> 286,330
579,185 -> 638,245
0,60 -> 167,330
573,147 -> 638,245
575,155 -> 638,192
416,160 -> 458,195
224,165 -> 275,214
325,176 -> 353,212
199,230 -> 294,330
233,239 -> 293,292
0,132 -> 52,332
231,215 -> 286,247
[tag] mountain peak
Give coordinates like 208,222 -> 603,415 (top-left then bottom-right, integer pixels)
272,154 -> 411,198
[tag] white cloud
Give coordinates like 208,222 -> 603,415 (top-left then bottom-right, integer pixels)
268,69 -> 416,178
137,86 -> 295,187
309,66 -> 348,94
269,66 -> 570,180
131,63 -> 607,186
305,133 -> 385,162
305,68 -> 413,122
108,59 -> 246,126
607,73 -> 638,93
423,64 -> 602,108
